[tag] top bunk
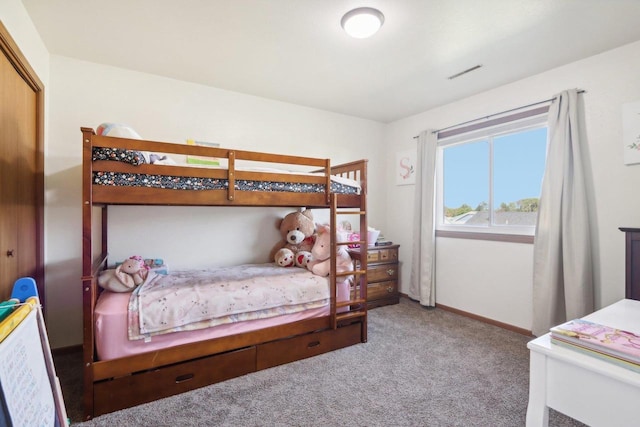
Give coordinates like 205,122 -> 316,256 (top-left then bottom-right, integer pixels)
81,127 -> 367,208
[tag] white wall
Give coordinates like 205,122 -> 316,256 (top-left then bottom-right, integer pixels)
0,0 -> 49,81
46,55 -> 384,348
385,40 -> 640,330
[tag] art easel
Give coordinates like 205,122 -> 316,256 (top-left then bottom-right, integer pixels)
0,278 -> 68,427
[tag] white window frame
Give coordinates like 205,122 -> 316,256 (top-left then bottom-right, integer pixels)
435,111 -> 548,237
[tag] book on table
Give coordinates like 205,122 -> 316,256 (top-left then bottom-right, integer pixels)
551,334 -> 640,373
550,319 -> 640,366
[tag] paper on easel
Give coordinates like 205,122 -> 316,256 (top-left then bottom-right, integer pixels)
0,299 -> 68,427
0,307 -> 56,426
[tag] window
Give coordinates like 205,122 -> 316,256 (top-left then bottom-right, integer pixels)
436,111 -> 548,236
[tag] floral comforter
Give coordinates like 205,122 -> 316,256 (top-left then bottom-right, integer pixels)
127,264 -> 329,340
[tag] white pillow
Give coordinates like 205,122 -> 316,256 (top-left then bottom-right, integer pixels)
96,122 -> 142,139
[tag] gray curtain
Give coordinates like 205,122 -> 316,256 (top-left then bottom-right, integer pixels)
532,89 -> 594,336
409,130 -> 437,307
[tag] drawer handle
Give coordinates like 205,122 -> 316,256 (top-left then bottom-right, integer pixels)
386,269 -> 395,276
175,373 -> 194,384
387,286 -> 394,293
307,340 -> 321,348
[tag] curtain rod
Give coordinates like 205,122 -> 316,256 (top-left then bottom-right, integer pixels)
413,89 -> 586,139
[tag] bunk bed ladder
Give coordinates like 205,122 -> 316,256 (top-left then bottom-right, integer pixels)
329,193 -> 367,335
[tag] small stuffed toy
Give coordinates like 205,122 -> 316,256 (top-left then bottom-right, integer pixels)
295,251 -> 312,268
126,255 -> 150,284
307,224 -> 354,280
271,209 -> 317,268
97,256 -> 149,293
274,248 -> 295,267
275,247 -> 314,268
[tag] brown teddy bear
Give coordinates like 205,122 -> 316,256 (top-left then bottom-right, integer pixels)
271,209 -> 316,268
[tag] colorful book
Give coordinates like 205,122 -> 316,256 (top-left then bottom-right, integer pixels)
186,139 -> 220,166
550,319 -> 640,365
550,335 -> 640,373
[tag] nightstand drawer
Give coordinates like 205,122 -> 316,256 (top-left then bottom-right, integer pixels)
367,280 -> 398,301
349,244 -> 400,309
366,250 -> 380,263
368,263 -> 398,282
366,247 -> 398,263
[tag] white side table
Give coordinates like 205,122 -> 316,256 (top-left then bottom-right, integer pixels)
526,299 -> 640,426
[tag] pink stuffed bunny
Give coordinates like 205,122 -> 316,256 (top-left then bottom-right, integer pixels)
307,224 -> 353,281
97,255 -> 149,292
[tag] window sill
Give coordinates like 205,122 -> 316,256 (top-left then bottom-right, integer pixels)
435,230 -> 534,244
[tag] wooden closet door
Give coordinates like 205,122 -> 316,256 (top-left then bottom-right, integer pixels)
0,50 -> 21,297
0,24 -> 43,303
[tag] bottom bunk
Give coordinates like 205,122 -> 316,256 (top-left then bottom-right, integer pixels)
83,261 -> 367,419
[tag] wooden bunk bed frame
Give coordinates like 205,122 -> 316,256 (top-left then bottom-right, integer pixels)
81,127 -> 369,420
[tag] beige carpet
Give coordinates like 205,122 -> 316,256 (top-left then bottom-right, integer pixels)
54,298 -> 586,426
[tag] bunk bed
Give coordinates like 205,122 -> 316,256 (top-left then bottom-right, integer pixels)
81,127 -> 369,420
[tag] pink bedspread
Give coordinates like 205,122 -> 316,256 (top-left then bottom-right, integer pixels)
129,264 -> 330,340
95,269 -> 351,361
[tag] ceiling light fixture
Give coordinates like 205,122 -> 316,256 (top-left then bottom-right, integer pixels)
341,7 -> 385,39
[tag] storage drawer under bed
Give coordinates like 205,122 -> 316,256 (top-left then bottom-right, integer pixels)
93,346 -> 256,416
256,322 -> 362,370
92,323 -> 364,417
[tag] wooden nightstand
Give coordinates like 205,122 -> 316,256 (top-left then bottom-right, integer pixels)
348,244 -> 400,309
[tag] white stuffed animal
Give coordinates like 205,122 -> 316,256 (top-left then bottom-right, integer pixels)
274,248 -> 295,267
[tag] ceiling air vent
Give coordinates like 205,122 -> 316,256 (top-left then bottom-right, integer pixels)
448,65 -> 483,80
